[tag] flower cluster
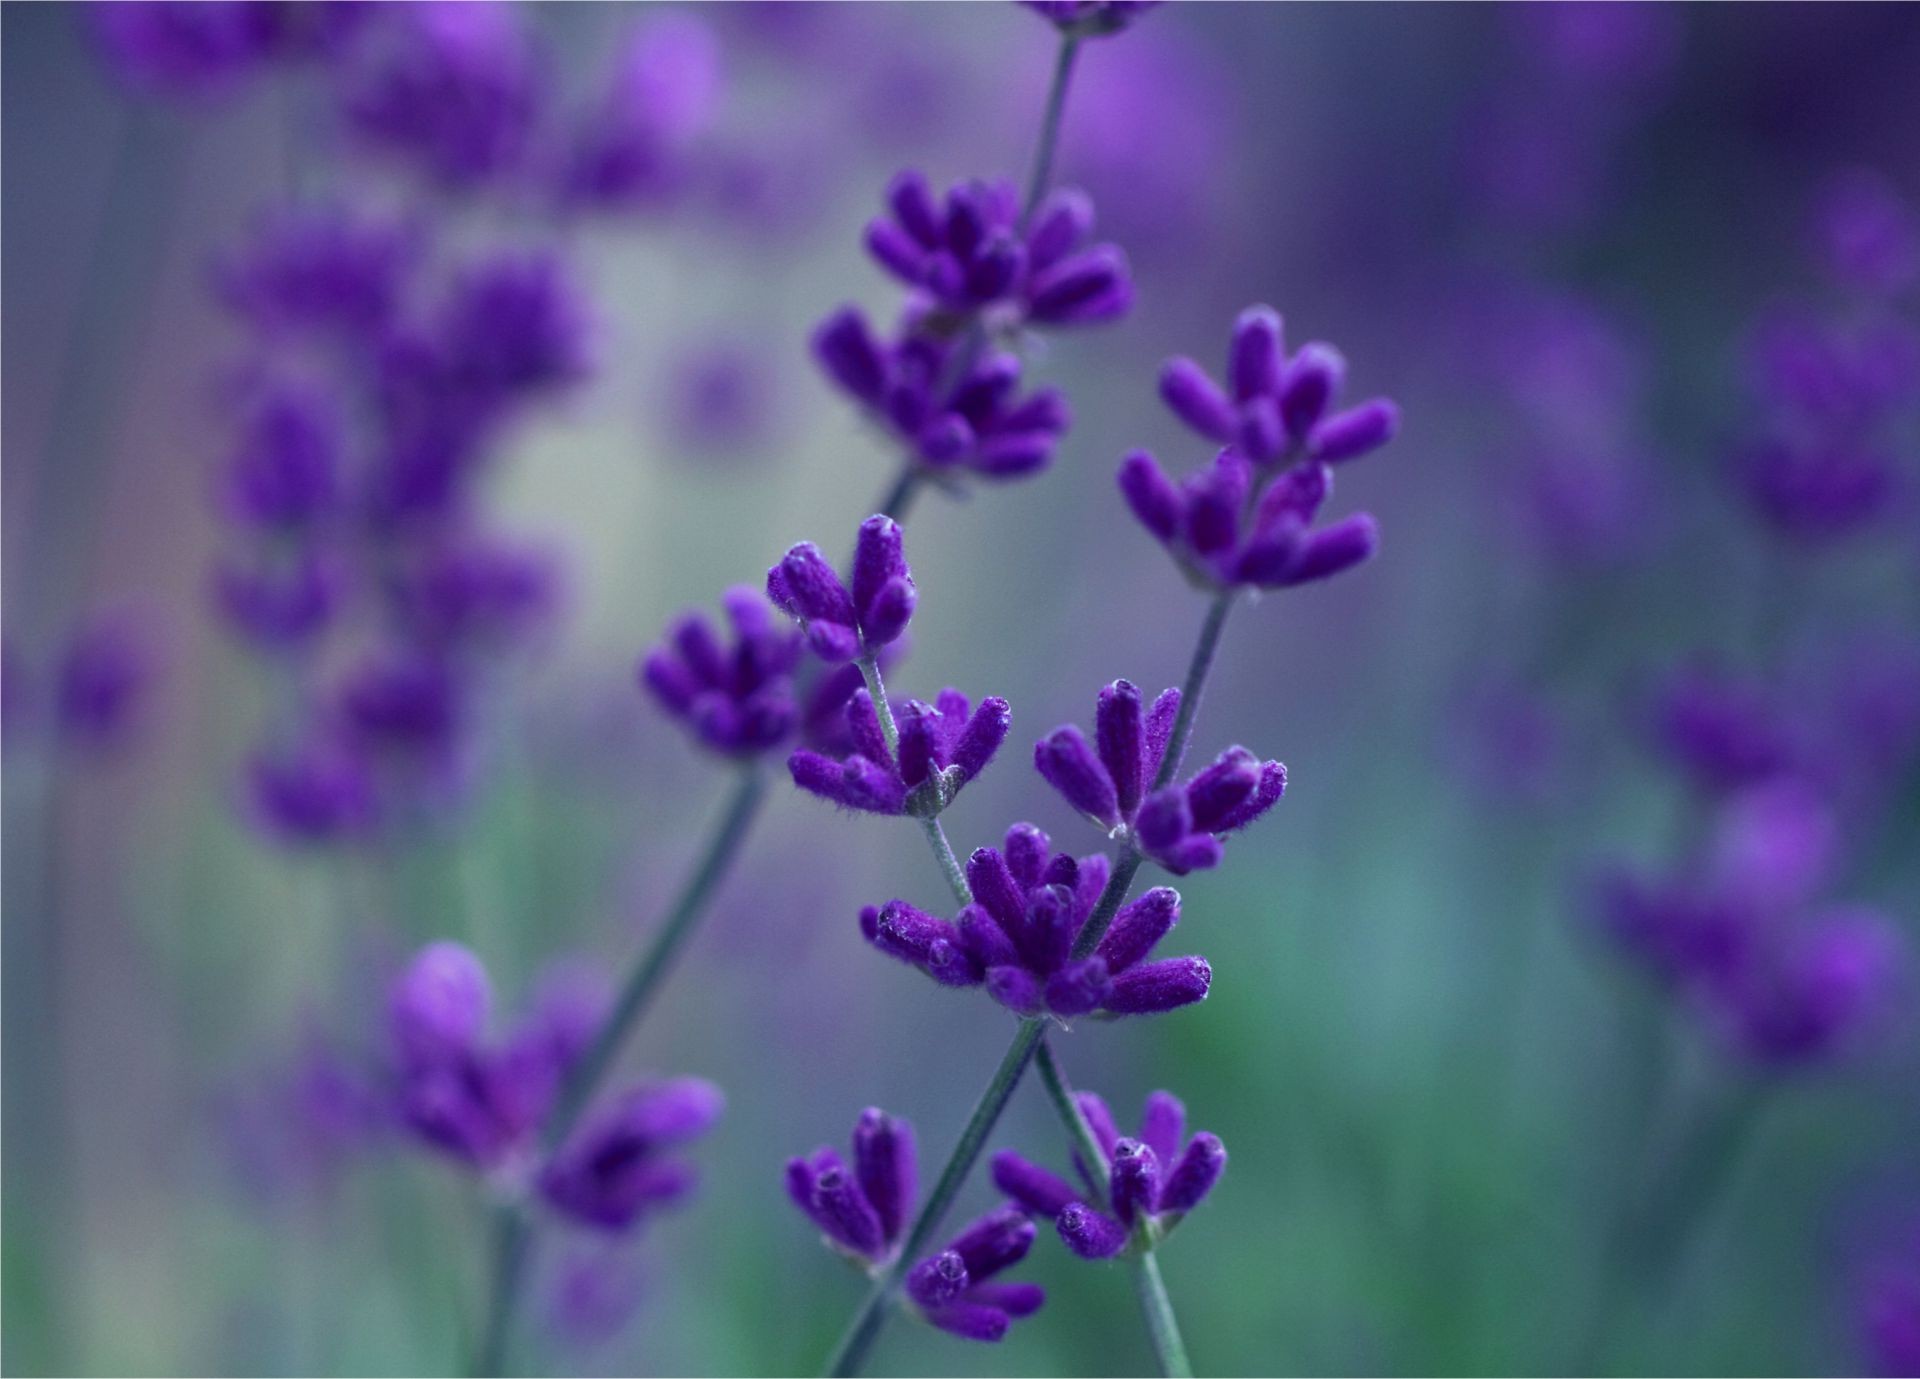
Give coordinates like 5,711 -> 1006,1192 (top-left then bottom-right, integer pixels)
767,516 -> 916,663
862,823 -> 1209,1019
2,612 -> 160,758
1593,780 -> 1906,1065
641,587 -> 804,758
814,309 -> 1071,482
1018,1 -> 1165,37
791,687 -> 1011,818
389,943 -> 723,1233
1035,679 -> 1285,874
787,1109 -> 1045,1343
994,1089 -> 1225,1259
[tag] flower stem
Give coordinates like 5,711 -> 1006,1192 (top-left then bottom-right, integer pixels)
472,1203 -> 530,1377
820,587 -> 1238,1374
920,817 -> 974,909
856,656 -> 902,759
878,467 -> 924,523
1133,1250 -> 1195,1378
1034,1037 -> 1111,1195
822,1018 -> 1048,1377
1022,34 -> 1083,225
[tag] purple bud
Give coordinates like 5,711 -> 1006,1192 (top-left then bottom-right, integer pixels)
1025,187 -> 1094,273
1214,760 -> 1287,832
1158,358 -> 1237,442
958,905 -> 1022,971
923,1301 -> 1010,1342
1236,396 -> 1285,464
968,847 -> 1029,935
1035,726 -> 1121,826
907,1250 -> 971,1308
987,965 -> 1046,1015
1310,398 -> 1400,464
853,1108 -> 917,1247
1278,513 -> 1379,586
1109,1139 -> 1161,1225
917,413 -> 975,466
1149,834 -> 1225,875
967,1281 -> 1046,1318
1044,956 -> 1113,1017
846,691 -> 894,770
1027,245 -> 1132,325
1026,884 -> 1077,974
1229,305 -> 1285,401
1279,342 -> 1347,438
840,755 -> 908,814
946,1205 -> 1035,1280
1184,450 -> 1251,556
1134,786 -> 1193,852
812,307 -> 888,403
862,577 -> 916,648
1118,450 -> 1182,544
1096,679 -> 1147,816
1075,1091 -> 1120,1161
1096,887 -> 1180,974
992,1151 -> 1083,1219
850,516 -> 908,627
1144,688 -> 1181,780
1140,1091 -> 1186,1167
886,169 -> 943,248
392,942 -> 491,1061
1004,823 -> 1051,888
1185,746 -> 1261,832
1105,956 -> 1212,1015
773,543 -> 855,626
1158,1131 -> 1226,1213
1057,1202 -> 1129,1259
865,217 -> 929,285
953,697 -> 1012,782
812,1166 -> 885,1257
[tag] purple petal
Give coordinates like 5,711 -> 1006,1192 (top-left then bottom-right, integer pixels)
1104,956 -> 1212,1015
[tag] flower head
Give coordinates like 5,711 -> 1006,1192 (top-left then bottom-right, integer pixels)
786,1108 -> 1045,1343
864,172 -> 1132,330
861,823 -> 1210,1018
217,203 -> 419,342
54,612 -> 158,751
245,734 -> 380,847
558,13 -> 721,213
767,516 -> 916,662
641,587 -> 803,758
1034,679 -> 1285,874
218,383 -> 345,532
993,1088 -> 1226,1260
789,686 -> 1009,818
1019,1 -> 1163,37
539,1078 -> 725,1232
214,548 -> 345,650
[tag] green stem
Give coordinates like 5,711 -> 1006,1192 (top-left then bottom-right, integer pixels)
1133,1251 -> 1195,1378
1152,592 -> 1236,791
471,1204 -> 530,1377
878,467 -> 924,523
822,1018 -> 1048,1377
856,657 -> 902,759
1034,1037 -> 1111,1196
920,817 -> 973,909
1022,35 -> 1083,224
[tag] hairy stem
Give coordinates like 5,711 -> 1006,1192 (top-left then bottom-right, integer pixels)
921,817 -> 974,909
857,656 -> 902,759
1034,1037 -> 1111,1195
1022,34 -> 1083,224
1133,1251 -> 1195,1378
1153,591 -> 1236,790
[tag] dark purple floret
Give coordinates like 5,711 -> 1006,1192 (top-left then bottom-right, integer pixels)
246,735 -> 380,846
813,307 -> 1071,483
1019,1 -> 1163,37
860,823 -> 1209,1019
389,533 -> 563,653
1034,679 -> 1285,874
1733,439 -> 1900,545
214,549 -> 345,650
54,613 -> 157,750
337,650 -> 465,758
89,1 -> 361,100
789,686 -> 1010,818
539,1078 -> 724,1232
1649,665 -> 1798,794
217,203 -> 419,342
641,587 -> 803,758
1713,910 -> 1905,1065
767,516 -> 916,662
864,171 -> 1132,331
340,1 -> 544,190
433,249 -> 595,405
557,13 -> 720,214
219,383 -> 345,532
1813,168 -> 1919,298
995,1088 -> 1225,1262
1855,1217 -> 1920,1377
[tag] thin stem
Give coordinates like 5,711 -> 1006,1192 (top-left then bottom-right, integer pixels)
1034,1037 -> 1111,1196
1022,35 -> 1083,224
920,817 -> 973,909
822,1018 -> 1048,1377
472,1204 -> 530,1377
1153,591 -> 1236,791
856,657 -> 902,759
1133,1251 -> 1195,1378
878,467 -> 924,523
544,764 -> 770,1150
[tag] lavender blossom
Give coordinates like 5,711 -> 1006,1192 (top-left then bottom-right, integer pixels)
767,516 -> 916,662
1158,306 -> 1400,469
213,548 -> 345,650
641,587 -> 803,758
217,383 -> 345,532
90,1 -> 363,101
1649,665 -> 1799,794
1856,1218 -> 1920,1377
860,822 -> 1210,1018
558,13 -> 722,214
1813,168 -> 1919,298
864,171 -> 1132,330
245,735 -> 379,847
217,203 -> 419,342
786,1109 -> 1045,1343
993,1088 -> 1226,1259
389,533 -> 563,654
1034,679 -> 1285,874
789,686 -> 1010,818
539,1078 -> 725,1232
813,307 -> 1070,482
1019,2 -> 1164,37
54,612 -> 157,751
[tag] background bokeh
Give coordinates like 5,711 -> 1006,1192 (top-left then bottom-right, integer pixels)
4,3 -> 1919,1375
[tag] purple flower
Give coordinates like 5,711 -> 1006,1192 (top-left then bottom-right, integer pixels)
389,533 -> 563,653
662,339 -> 777,458
340,1 -> 544,190
786,1109 -> 1045,1343
558,13 -> 721,213
54,613 -> 157,750
993,1088 -> 1225,1260
213,548 -> 345,650
1649,665 -> 1798,794
1745,310 -> 1920,434
1856,1219 -> 1920,1377
766,516 -> 916,662
640,587 -> 803,758
1713,908 -> 1905,1066
1018,1 -> 1163,37
864,171 -> 1132,330
217,383 -> 345,532
1733,439 -> 1901,545
245,735 -> 380,847
1814,168 -> 1919,298
1158,306 -> 1400,469
1119,448 -> 1381,593
337,650 -> 465,760
217,203 -> 419,342
859,822 -> 1210,1019
89,1 -> 361,100
788,686 -> 1010,818
431,248 -> 595,406
1034,679 -> 1285,874
813,307 -> 1071,483
539,1078 -> 725,1232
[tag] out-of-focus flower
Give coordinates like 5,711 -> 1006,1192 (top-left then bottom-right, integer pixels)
862,822 -> 1210,1018
217,203 -> 420,342
245,734 -> 380,847
1018,1 -> 1162,38
1733,438 -> 1901,544
389,533 -> 563,654
864,173 -> 1132,331
54,612 -> 157,750
89,1 -> 366,101
789,687 -> 1009,818
431,248 -> 596,407
213,548 -> 346,650
786,1109 -> 1045,1343
558,13 -> 722,213
218,382 -> 345,533
1855,1216 -> 1920,1377
1648,665 -> 1799,794
661,339 -> 777,458
337,650 -> 465,761
538,1078 -> 724,1232
340,1 -> 544,191
1034,679 -> 1285,874
1814,169 -> 1919,299
641,587 -> 803,759
994,1088 -> 1225,1259
766,516 -> 915,663
813,307 -> 1070,483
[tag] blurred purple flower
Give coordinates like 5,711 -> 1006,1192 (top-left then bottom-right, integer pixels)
90,1 -> 365,101
1856,1217 -> 1920,1377
1018,2 -> 1162,38
213,547 -> 345,650
1814,169 -> 1919,298
389,532 -> 564,654
1649,664 -> 1799,794
641,587 -> 803,759
218,381 -> 345,533
245,734 -> 380,847
539,1078 -> 724,1232
54,612 -> 158,751
662,338 -> 778,458
559,13 -> 722,214
217,203 -> 420,342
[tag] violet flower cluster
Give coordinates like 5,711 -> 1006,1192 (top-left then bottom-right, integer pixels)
2,611 -> 159,758
787,1109 -> 1045,1343
1036,679 -> 1285,874
390,943 -> 723,1234
994,1089 -> 1225,1259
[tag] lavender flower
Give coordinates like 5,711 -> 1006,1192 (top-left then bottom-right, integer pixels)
1732,438 -> 1900,544
389,533 -> 563,654
813,307 -> 1071,482
558,13 -> 722,214
539,1078 -> 725,1232
864,172 -> 1132,330
1158,306 -> 1400,469
641,587 -> 803,758
993,1088 -> 1225,1259
786,1109 -> 1045,1343
1019,1 -> 1164,37
767,516 -> 916,662
54,612 -> 157,750
90,1 -> 362,101
1034,679 -> 1285,874
337,650 -> 465,761
1856,1218 -> 1920,1377
217,203 -> 419,342
1649,665 -> 1798,794
789,686 -> 1010,818
218,383 -> 345,532
860,823 -> 1210,1018
245,736 -> 379,847
213,548 -> 345,650
1814,168 -> 1919,298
